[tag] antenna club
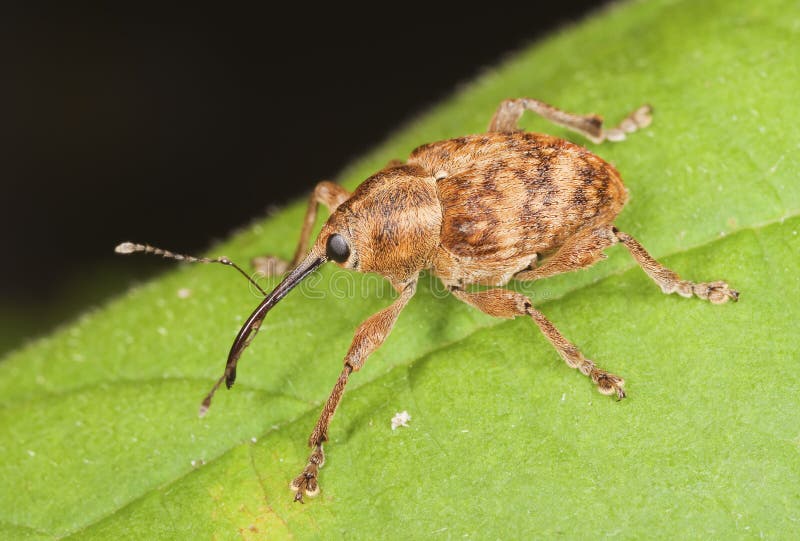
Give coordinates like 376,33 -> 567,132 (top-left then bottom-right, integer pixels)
115,242 -> 137,254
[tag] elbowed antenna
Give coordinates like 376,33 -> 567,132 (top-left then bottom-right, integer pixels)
114,241 -> 268,296
199,251 -> 325,416
113,240 -> 326,417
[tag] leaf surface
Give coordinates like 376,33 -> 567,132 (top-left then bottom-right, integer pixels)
1,0 -> 798,538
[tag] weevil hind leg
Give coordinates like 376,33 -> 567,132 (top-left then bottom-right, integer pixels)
488,97 -> 652,144
514,225 -> 739,303
450,287 -> 626,400
613,228 -> 739,304
514,226 -> 618,282
252,181 -> 351,277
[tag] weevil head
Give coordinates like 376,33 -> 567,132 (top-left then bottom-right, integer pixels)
313,163 -> 442,283
224,164 -> 442,382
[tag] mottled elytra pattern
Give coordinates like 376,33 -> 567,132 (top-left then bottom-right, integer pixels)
410,133 -> 627,287
117,96 -> 738,503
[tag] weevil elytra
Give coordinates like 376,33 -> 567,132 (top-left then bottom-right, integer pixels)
116,97 -> 738,502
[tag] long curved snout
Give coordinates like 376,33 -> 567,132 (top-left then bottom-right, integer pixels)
199,251 -> 325,417
224,252 -> 325,387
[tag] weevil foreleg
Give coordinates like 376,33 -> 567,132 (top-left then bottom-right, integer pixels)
252,181 -> 350,276
489,97 -> 652,144
451,287 -> 626,399
613,228 -> 739,304
291,278 -> 418,502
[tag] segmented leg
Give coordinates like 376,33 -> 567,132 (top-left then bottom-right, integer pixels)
514,226 -> 617,281
450,287 -> 626,399
291,278 -> 418,502
514,225 -> 739,304
252,181 -> 350,276
613,228 -> 739,304
488,97 -> 652,144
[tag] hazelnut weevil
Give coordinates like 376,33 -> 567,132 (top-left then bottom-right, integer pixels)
116,97 -> 739,502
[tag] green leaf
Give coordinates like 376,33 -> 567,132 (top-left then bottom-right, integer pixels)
2,0 -> 799,538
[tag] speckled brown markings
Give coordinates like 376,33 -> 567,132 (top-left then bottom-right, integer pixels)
419,132 -> 628,287
117,96 -> 738,503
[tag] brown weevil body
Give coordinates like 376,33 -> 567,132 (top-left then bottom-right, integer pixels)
117,97 -> 738,502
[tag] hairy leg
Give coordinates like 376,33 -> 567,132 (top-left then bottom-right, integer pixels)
252,181 -> 350,276
451,287 -> 626,399
613,228 -> 739,303
515,226 -> 739,304
291,278 -> 418,502
514,226 -> 617,281
489,97 -> 652,143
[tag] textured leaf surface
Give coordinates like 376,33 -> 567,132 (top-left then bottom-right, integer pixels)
2,0 -> 799,538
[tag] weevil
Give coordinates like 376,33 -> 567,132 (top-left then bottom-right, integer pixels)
116,97 -> 739,502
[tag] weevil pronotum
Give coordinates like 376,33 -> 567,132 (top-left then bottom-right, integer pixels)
116,97 -> 739,502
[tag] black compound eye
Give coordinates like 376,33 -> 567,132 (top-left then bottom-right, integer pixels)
326,233 -> 350,263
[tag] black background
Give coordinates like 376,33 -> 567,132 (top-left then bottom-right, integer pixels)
0,3 -> 608,348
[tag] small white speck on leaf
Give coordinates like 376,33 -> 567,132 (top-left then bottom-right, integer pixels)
157,327 -> 168,336
251,437 -> 257,443
561,393 -> 566,401
27,450 -> 36,457
391,411 -> 411,430
768,155 -> 785,174
177,288 -> 192,299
